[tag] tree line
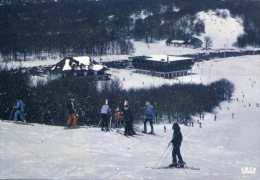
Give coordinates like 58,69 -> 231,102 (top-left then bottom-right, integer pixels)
0,70 -> 234,125
0,0 -> 260,60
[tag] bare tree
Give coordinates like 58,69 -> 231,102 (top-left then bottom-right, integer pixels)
204,36 -> 213,50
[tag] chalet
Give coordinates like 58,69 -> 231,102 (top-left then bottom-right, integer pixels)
130,55 -> 194,78
51,56 -> 110,80
166,37 -> 203,49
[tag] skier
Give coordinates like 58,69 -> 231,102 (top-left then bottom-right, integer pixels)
142,101 -> 154,134
13,98 -> 25,122
122,100 -> 135,136
114,106 -> 122,129
100,99 -> 111,131
66,98 -> 78,128
168,123 -> 185,168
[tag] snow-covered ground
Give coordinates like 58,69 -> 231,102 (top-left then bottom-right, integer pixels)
1,55 -> 260,179
196,9 -> 244,49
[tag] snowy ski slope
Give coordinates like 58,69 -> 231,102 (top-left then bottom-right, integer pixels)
0,55 -> 260,179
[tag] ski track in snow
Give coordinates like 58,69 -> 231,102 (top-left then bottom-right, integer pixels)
1,55 -> 260,179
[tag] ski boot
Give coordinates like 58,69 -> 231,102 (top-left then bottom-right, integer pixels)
177,161 -> 186,168
168,163 -> 177,168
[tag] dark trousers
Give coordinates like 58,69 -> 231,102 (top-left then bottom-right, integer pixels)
172,145 -> 183,164
101,114 -> 109,130
124,121 -> 130,135
144,118 -> 154,133
129,121 -> 135,134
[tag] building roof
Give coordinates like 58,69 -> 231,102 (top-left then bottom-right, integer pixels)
146,55 -> 193,62
73,56 -> 91,66
170,40 -> 185,44
51,56 -> 107,73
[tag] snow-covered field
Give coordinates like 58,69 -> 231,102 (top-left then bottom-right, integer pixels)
1,55 -> 260,179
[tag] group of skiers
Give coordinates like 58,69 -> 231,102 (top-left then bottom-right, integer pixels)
10,98 -> 185,168
99,99 -> 155,136
101,99 -> 185,167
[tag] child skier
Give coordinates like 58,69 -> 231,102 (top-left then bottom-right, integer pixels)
114,107 -> 122,128
168,123 -> 185,168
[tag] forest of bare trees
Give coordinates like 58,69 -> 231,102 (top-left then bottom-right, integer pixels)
0,0 -> 259,60
0,71 -> 234,126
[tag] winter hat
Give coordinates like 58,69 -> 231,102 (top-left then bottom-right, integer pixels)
124,100 -> 129,107
172,123 -> 180,131
115,107 -> 120,112
145,101 -> 150,106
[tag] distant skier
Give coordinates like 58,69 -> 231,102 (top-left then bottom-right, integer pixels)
100,99 -> 111,131
13,98 -> 25,122
122,100 -> 135,136
168,123 -> 185,168
142,101 -> 154,134
66,98 -> 78,128
214,114 -> 217,121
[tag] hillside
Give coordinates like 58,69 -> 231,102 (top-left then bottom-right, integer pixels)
1,0 -> 260,60
1,55 -> 259,179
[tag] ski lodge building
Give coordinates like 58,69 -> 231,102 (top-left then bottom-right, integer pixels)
130,55 -> 194,78
166,37 -> 203,49
51,56 -> 110,80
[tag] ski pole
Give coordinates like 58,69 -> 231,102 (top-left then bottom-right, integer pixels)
154,144 -> 171,168
98,117 -> 102,127
9,107 -> 15,120
158,145 -> 173,168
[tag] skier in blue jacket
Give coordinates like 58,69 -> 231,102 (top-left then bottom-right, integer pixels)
13,98 -> 25,122
142,101 -> 154,134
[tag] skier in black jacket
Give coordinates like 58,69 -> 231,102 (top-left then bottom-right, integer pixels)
168,123 -> 185,167
122,100 -> 135,136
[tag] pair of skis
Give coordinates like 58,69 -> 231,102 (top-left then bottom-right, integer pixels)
1,119 -> 34,126
146,165 -> 200,170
